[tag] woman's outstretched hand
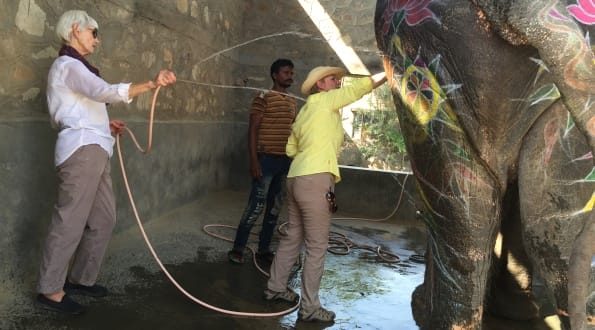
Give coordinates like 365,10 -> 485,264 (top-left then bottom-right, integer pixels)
154,70 -> 177,87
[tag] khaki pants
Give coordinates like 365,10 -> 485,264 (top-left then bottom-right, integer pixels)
37,144 -> 116,295
267,172 -> 334,312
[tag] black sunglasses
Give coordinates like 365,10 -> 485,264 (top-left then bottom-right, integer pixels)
91,28 -> 98,39
325,190 -> 338,213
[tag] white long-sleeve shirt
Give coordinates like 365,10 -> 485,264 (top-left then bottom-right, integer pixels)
46,56 -> 132,166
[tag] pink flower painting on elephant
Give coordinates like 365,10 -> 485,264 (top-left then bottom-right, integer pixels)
381,0 -> 438,34
568,0 -> 595,24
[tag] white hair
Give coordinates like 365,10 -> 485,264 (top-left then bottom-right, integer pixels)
55,10 -> 99,43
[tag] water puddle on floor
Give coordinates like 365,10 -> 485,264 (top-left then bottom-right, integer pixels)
5,212 -> 567,330
7,220 -> 427,330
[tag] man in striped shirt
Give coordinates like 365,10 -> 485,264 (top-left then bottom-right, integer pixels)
228,59 -> 297,264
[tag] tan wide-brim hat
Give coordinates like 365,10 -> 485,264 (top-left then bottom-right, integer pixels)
301,66 -> 347,95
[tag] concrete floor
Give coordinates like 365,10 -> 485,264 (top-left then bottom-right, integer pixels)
2,190 -> 563,330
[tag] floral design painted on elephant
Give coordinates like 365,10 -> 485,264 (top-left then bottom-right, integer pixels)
381,0 -> 439,33
383,0 -> 451,127
566,0 -> 595,24
375,1 -> 594,329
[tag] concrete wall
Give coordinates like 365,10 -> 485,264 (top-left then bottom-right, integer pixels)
0,0 -> 406,313
337,167 -> 420,222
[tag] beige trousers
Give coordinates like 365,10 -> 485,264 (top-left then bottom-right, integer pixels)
267,172 -> 334,312
37,144 -> 116,295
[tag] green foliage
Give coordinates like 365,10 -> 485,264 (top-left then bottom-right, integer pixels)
350,81 -> 409,170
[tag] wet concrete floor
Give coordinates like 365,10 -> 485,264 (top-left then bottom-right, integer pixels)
2,190 -> 562,329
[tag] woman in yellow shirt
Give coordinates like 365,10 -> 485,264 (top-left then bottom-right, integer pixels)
264,66 -> 387,323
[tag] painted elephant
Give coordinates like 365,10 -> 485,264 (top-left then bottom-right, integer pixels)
374,0 -> 594,329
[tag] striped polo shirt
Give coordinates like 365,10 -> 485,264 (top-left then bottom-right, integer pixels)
250,91 -> 297,155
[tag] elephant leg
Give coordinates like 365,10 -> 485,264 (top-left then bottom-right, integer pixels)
518,102 -> 595,330
500,6 -> 595,327
410,157 -> 501,330
518,200 -> 577,330
568,215 -> 595,330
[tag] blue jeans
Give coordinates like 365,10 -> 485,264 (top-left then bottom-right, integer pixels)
232,153 -> 291,253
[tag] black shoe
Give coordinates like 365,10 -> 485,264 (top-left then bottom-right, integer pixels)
64,281 -> 108,297
228,250 -> 245,264
36,294 -> 85,315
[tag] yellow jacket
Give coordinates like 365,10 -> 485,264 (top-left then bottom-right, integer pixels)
286,77 -> 373,183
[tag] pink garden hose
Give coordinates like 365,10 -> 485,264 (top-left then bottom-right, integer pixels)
116,85 -> 299,317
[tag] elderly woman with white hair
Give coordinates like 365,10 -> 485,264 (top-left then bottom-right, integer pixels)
263,66 -> 386,323
36,9 -> 176,314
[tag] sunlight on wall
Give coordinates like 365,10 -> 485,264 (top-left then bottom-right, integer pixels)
297,0 -> 370,165
296,0 -> 405,170
297,0 -> 370,75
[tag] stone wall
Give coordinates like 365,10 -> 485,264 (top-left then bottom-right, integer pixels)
1,0 -> 247,309
0,0 -> 395,314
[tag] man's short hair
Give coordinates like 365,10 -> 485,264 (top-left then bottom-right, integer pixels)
270,59 -> 294,80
